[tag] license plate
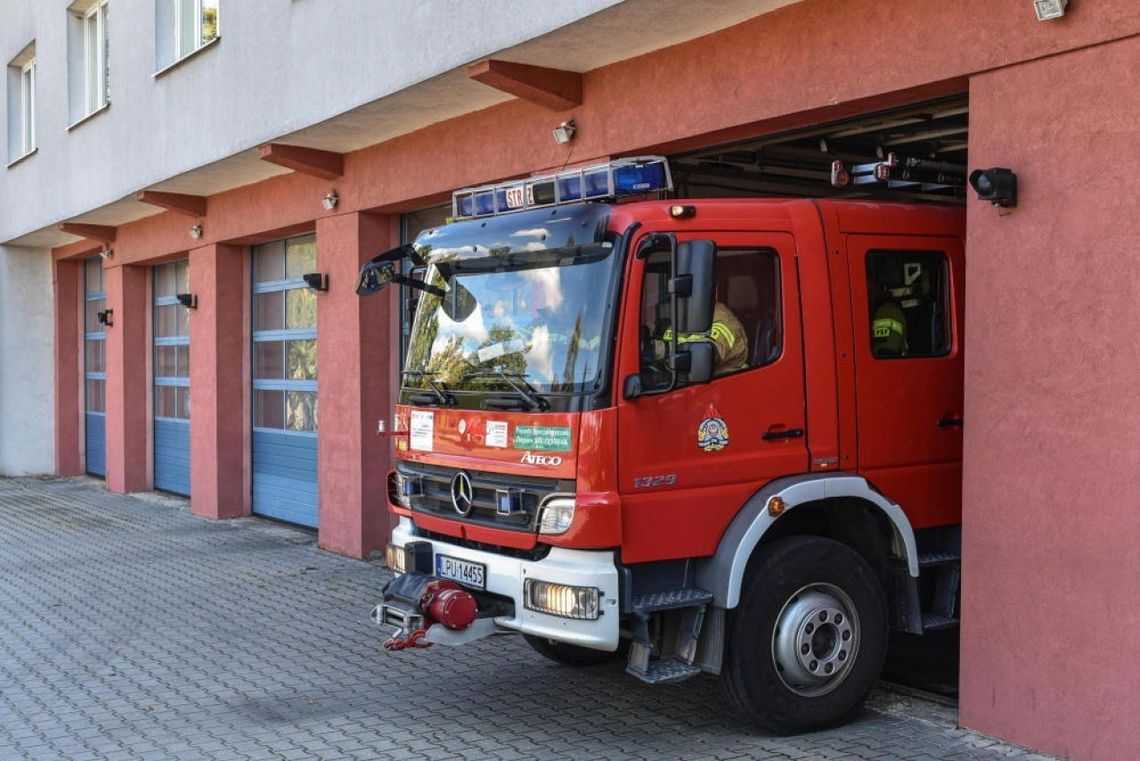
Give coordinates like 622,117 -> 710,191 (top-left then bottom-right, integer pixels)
435,554 -> 486,590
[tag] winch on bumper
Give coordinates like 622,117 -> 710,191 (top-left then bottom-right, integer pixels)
372,517 -> 621,651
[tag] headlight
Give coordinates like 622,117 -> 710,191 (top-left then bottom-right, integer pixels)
523,579 -> 600,620
537,497 -> 574,535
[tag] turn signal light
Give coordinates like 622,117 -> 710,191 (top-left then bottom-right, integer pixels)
767,496 -> 786,517
538,497 -> 575,535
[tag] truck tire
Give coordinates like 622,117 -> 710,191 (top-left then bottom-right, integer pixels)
722,535 -> 887,733
524,635 -> 619,667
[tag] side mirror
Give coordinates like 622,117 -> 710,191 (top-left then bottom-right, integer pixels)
356,261 -> 395,296
673,239 -> 716,334
683,342 -> 714,384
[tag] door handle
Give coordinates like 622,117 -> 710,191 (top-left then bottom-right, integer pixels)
937,417 -> 964,429
762,428 -> 805,441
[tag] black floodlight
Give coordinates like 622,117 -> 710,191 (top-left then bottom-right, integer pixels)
302,272 -> 329,291
176,293 -> 198,309
969,168 -> 1018,208
97,309 -> 114,327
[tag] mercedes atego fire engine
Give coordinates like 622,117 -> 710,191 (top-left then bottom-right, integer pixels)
357,156 -> 964,732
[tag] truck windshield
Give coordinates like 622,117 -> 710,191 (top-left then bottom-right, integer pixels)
405,243 -> 616,397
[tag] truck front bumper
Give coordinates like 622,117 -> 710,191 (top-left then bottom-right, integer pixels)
385,517 -> 621,651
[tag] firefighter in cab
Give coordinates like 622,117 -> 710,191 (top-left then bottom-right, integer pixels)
663,302 -> 748,376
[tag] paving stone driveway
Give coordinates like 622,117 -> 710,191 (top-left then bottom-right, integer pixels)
0,477 -> 1051,761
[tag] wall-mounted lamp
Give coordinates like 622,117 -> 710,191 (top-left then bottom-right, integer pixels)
302,272 -> 328,291
969,168 -> 1018,208
552,119 -> 577,145
321,190 -> 340,211
99,247 -> 114,260
97,309 -> 114,327
189,224 -> 204,240
1033,0 -> 1067,21
176,293 -> 198,309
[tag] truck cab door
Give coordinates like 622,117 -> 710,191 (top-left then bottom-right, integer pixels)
847,235 -> 965,528
615,231 -> 808,564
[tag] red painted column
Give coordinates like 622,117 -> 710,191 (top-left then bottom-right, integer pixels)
53,258 -> 83,476
959,36 -> 1140,761
102,264 -> 150,493
189,243 -> 250,519
315,211 -> 393,558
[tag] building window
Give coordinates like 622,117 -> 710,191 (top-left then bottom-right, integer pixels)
155,0 -> 219,72
68,2 -> 111,125
154,260 -> 191,421
6,42 -> 36,163
866,250 -> 951,359
84,2 -> 110,115
252,235 -> 318,433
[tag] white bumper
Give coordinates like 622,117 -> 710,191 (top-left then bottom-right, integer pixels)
391,517 -> 621,651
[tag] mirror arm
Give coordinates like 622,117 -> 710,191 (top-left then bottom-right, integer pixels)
365,243 -> 423,267
389,272 -> 446,298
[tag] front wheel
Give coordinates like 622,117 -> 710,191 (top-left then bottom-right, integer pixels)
722,535 -> 888,733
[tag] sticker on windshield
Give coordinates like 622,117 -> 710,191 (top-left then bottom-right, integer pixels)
409,410 -> 434,452
476,339 -> 527,363
486,421 -> 509,448
514,426 -> 572,452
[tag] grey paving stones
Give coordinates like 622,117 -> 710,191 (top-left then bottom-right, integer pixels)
0,477 -> 1053,761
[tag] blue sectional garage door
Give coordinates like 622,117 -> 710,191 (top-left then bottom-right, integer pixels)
84,258 -> 106,478
251,235 -> 319,527
153,260 -> 191,496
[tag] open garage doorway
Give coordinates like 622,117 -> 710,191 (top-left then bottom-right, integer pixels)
667,95 -> 969,701
669,96 -> 968,206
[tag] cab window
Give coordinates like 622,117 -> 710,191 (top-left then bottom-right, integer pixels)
638,248 -> 781,390
866,250 -> 951,359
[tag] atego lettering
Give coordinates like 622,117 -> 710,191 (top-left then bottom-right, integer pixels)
520,453 -> 563,466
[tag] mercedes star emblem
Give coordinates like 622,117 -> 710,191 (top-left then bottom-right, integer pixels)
450,471 -> 474,516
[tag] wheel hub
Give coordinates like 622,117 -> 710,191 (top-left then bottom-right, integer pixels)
772,584 -> 859,697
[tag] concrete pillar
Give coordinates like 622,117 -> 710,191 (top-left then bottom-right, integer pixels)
189,243 -> 250,519
959,35 -> 1140,761
53,257 -> 84,476
103,264 -> 150,493
0,246 -> 55,476
314,211 -> 394,558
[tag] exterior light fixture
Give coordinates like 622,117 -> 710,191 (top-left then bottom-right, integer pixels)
552,119 -> 577,145
176,293 -> 198,309
189,224 -> 204,240
321,190 -> 339,210
969,168 -> 1018,208
99,247 -> 113,260
97,309 -> 114,327
302,272 -> 328,291
1033,0 -> 1067,20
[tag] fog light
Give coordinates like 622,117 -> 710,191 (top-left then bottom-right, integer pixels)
537,497 -> 574,535
524,579 -> 600,620
384,543 -> 407,574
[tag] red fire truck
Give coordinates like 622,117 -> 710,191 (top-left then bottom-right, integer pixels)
358,156 -> 964,732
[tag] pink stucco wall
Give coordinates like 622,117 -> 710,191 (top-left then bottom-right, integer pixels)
960,34 -> 1140,761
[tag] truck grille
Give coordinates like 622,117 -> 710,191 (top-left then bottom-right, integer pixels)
397,462 -> 572,532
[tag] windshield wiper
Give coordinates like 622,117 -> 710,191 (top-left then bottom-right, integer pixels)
471,371 -> 550,412
403,371 -> 456,406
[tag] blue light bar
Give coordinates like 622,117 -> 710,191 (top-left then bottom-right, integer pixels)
451,156 -> 673,220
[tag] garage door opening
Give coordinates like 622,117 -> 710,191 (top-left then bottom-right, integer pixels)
669,96 -> 968,205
